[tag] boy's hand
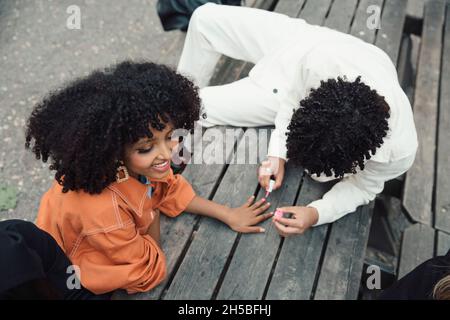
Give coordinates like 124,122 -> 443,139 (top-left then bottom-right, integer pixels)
258,156 -> 286,191
272,206 -> 319,237
225,196 -> 273,233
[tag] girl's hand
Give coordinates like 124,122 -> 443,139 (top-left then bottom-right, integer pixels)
225,196 -> 273,233
272,206 -> 319,237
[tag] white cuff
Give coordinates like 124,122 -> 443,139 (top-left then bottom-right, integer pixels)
268,130 -> 288,160
307,199 -> 336,226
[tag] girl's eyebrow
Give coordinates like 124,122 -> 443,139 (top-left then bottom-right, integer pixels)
135,138 -> 154,147
135,128 -> 173,148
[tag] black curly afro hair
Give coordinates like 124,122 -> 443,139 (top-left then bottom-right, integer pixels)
25,61 -> 201,194
286,76 -> 390,178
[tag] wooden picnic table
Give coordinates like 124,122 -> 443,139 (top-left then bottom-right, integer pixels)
116,0 -> 450,300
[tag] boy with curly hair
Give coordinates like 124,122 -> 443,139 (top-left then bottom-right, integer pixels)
26,61 -> 272,295
178,3 -> 418,235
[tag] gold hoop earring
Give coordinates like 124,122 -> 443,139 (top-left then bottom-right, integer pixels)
116,165 -> 129,183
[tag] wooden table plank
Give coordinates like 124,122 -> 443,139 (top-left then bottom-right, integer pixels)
267,0 -> 376,301
350,0 -> 385,43
374,0 -> 408,66
215,0 -> 328,301
324,0 -> 359,31
435,4 -> 450,233
314,203 -> 374,299
163,0 -> 336,300
324,0 -> 359,32
403,0 -> 446,226
163,128 -> 265,299
216,0 -> 357,300
308,0 -> 375,300
209,57 -> 253,87
398,223 -> 435,278
216,162 -> 303,299
267,0 -> 342,299
265,176 -> 333,299
267,0 -> 381,301
311,0 -> 410,299
437,231 -> 450,256
152,126 -> 244,299
273,0 -> 305,16
140,0 -> 277,300
259,0 -> 353,301
299,0 -> 333,26
406,0 -> 426,20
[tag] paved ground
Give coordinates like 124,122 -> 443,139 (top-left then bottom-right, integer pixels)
0,0 -> 185,221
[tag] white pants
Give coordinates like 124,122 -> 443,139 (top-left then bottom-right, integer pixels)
177,3 -> 342,183
177,3 -> 293,128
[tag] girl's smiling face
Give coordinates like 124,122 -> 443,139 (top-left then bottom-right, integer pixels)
123,122 -> 177,180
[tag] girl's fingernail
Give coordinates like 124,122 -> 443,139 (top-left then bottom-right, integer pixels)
261,198 -> 266,202
260,228 -> 266,233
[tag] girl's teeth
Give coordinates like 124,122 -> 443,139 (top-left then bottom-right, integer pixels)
153,161 -> 168,168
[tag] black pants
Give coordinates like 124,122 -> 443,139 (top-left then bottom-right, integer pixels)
157,0 -> 242,31
379,249 -> 450,300
0,219 -> 111,300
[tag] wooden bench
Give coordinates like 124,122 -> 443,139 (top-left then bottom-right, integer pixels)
398,0 -> 450,279
118,0 -> 424,300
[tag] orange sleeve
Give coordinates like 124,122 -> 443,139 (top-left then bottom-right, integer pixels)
156,174 -> 196,218
77,220 -> 166,295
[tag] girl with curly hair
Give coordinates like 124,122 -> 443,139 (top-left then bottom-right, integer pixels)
25,61 -> 271,295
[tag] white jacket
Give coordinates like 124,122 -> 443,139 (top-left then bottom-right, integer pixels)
249,22 -> 418,225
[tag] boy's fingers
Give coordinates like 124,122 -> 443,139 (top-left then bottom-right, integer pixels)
259,174 -> 270,190
272,220 -> 287,237
273,173 -> 283,190
273,220 -> 299,236
278,206 -> 297,213
261,160 -> 271,167
273,216 -> 300,228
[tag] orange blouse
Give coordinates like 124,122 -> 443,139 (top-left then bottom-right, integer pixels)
35,170 -> 195,294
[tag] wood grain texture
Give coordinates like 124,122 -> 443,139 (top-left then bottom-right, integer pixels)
398,223 -> 435,278
403,0 -> 446,226
375,0 -> 408,66
437,231 -> 450,257
311,0 -> 376,300
435,4 -> 450,233
216,162 -> 303,299
163,128 -> 266,299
